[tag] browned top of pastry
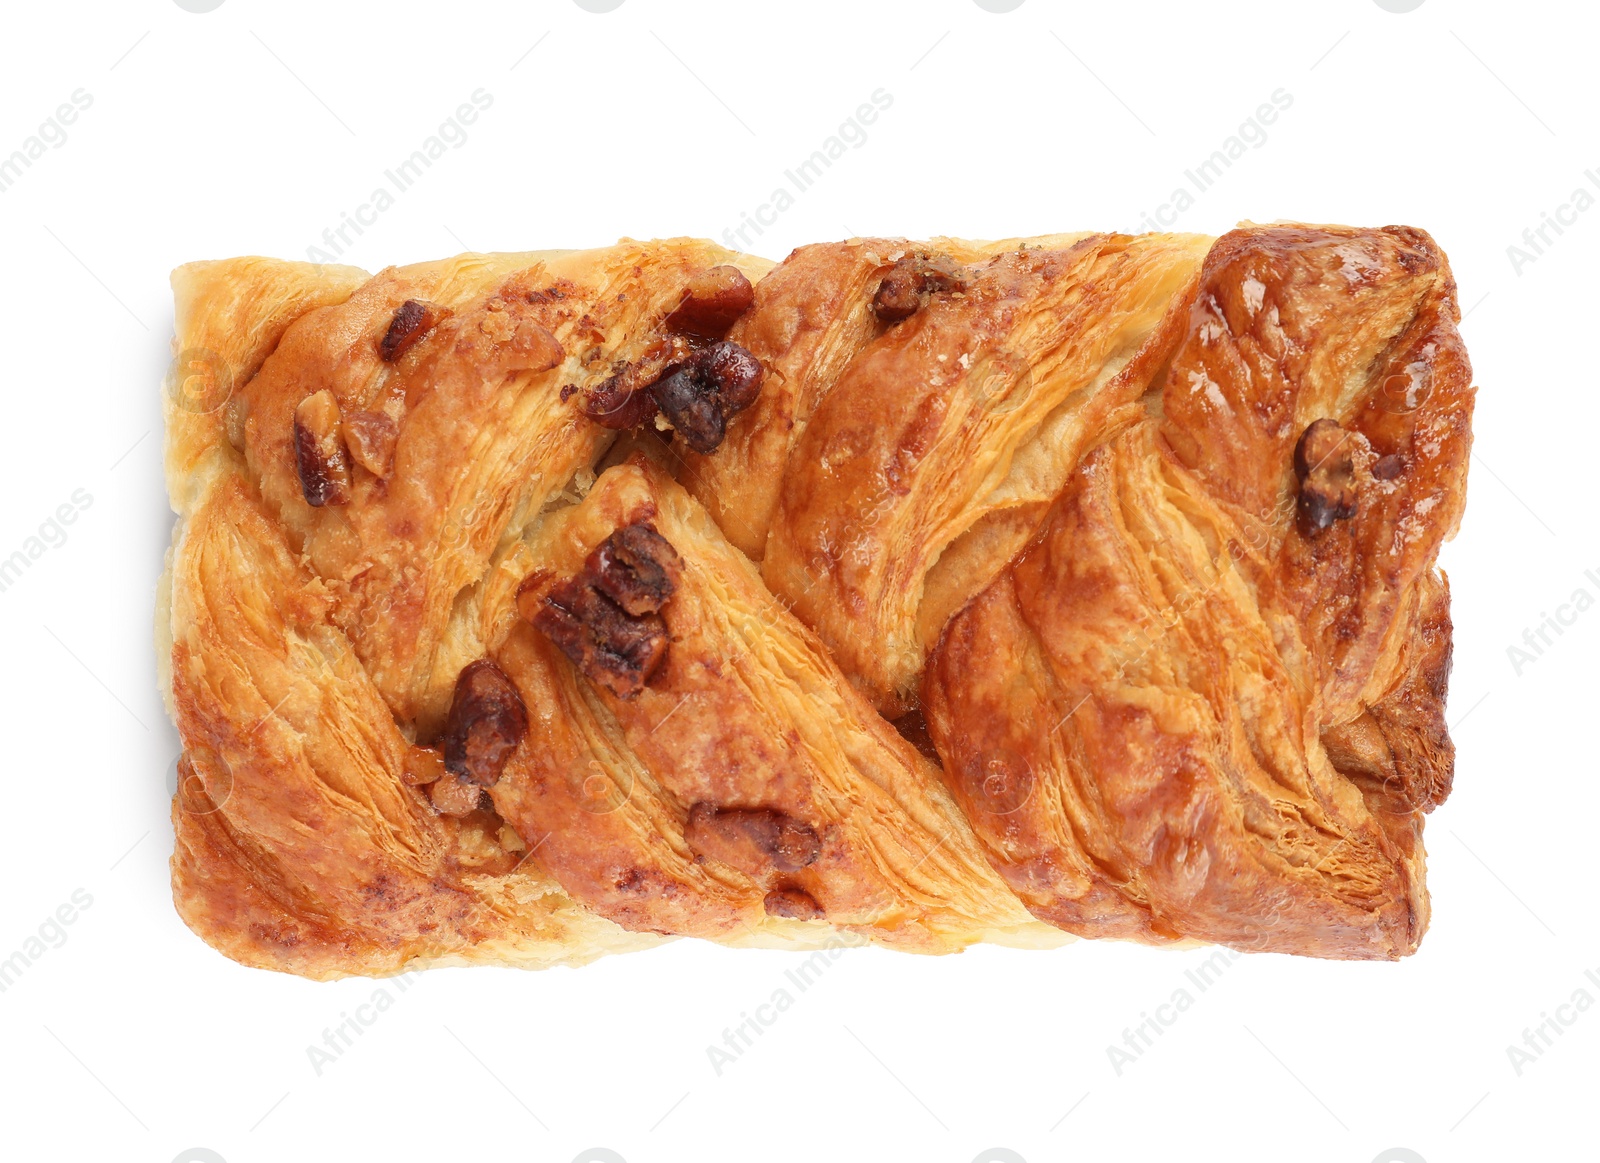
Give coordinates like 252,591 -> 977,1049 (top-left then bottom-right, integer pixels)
160,223 -> 1473,976
684,232 -> 1211,714
923,223 -> 1471,958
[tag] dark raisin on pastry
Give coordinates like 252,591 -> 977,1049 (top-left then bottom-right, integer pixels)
578,335 -> 693,429
292,389 -> 352,507
379,298 -> 451,362
525,523 -> 683,699
871,252 -> 968,322
650,341 -> 765,454
441,659 -> 529,787
574,267 -> 764,452
579,339 -> 764,454
1294,418 -> 1358,534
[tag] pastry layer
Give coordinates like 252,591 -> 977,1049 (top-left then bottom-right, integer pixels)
160,224 -> 1472,976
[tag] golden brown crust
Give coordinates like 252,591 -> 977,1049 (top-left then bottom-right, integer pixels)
161,225 -> 1473,976
163,242 -> 781,976
753,233 -> 1211,713
922,224 -> 1472,959
165,257 -> 369,515
485,457 -> 1046,951
231,242 -> 768,731
167,475 -> 525,975
678,235 -> 1096,561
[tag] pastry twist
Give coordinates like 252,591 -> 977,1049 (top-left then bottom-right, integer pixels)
160,224 -> 1471,977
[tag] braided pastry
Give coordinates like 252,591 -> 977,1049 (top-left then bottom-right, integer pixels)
159,224 -> 1473,977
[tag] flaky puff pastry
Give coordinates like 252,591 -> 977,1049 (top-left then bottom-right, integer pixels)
923,224 -> 1471,958
160,239 -> 1062,977
681,233 -> 1213,714
486,455 -> 1055,952
163,241 -> 778,976
160,224 -> 1472,976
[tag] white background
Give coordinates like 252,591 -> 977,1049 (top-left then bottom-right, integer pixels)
0,1 -> 1593,1161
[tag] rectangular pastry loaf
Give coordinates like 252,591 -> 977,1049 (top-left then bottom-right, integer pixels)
159,224 -> 1472,977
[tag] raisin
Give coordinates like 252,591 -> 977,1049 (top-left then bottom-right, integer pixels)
441,659 -> 529,787
652,367 -> 724,454
577,332 -> 763,455
579,335 -> 693,430
652,341 -> 765,455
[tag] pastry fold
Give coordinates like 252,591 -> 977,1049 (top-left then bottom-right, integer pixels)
686,233 -> 1212,713
923,224 -> 1470,957
159,223 -> 1473,976
485,455 -> 1054,952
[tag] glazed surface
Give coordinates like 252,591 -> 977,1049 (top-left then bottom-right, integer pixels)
160,224 -> 1472,977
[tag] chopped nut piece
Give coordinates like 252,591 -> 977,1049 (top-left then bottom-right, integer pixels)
292,389 -> 352,507
497,824 -> 528,853
588,523 -> 684,616
379,298 -> 450,362
442,659 -> 529,787
1294,418 -> 1358,534
684,803 -> 821,876
524,523 -> 682,699
534,577 -> 672,700
577,335 -> 763,455
871,253 -> 967,322
401,744 -> 446,786
342,409 -> 399,478
495,313 -> 565,374
429,772 -> 486,817
579,335 -> 693,430
764,886 -> 824,921
663,265 -> 756,338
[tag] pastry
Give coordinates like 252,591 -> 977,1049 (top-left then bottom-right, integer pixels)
159,223 -> 1472,977
685,232 -> 1213,714
923,224 -> 1470,958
